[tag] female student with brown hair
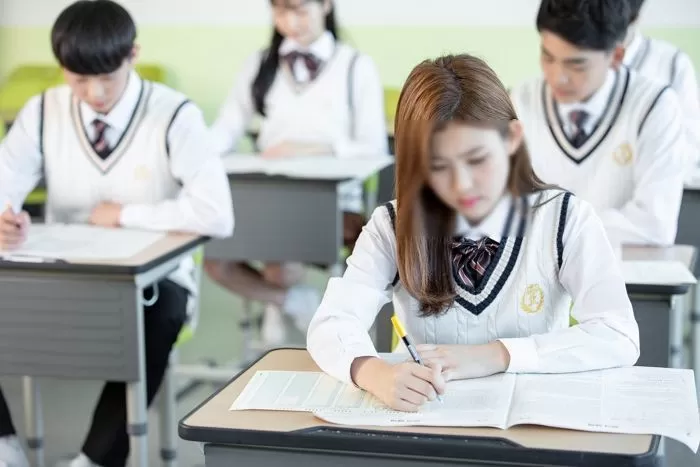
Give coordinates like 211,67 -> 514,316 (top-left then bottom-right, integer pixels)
307,54 -> 639,412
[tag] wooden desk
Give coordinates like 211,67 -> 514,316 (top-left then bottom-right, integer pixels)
179,349 -> 660,467
0,232 -> 207,467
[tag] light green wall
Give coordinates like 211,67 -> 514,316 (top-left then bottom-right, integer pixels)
1,26 -> 699,121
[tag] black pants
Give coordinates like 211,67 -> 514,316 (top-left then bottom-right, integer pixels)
0,280 -> 187,467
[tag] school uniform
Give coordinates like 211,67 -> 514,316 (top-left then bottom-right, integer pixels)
625,31 -> 700,168
510,67 -> 686,246
307,190 -> 640,383
0,71 -> 233,466
210,30 -> 389,214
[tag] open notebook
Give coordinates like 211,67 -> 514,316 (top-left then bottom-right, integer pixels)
230,366 -> 700,452
0,224 -> 164,261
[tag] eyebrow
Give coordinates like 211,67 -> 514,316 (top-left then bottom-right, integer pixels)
541,45 -> 589,65
430,146 -> 487,161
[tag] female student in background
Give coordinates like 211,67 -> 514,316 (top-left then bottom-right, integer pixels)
307,54 -> 640,411
205,0 -> 389,344
0,1 -> 233,466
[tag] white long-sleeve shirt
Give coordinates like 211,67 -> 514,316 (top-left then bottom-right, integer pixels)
0,71 -> 234,238
308,191 -> 640,384
625,31 -> 700,169
512,67 -> 686,246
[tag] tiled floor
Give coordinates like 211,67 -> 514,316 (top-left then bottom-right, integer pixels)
1,272 -> 698,466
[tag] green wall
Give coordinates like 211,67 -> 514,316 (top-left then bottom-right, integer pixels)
1,26 -> 698,121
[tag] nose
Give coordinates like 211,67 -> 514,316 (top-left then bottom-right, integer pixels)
553,66 -> 569,86
87,80 -> 106,103
453,164 -> 474,193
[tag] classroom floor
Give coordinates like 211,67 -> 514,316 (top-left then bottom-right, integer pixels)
1,270 -> 699,466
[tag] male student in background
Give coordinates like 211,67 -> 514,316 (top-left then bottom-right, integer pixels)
623,0 -> 700,169
510,0 -> 687,247
0,1 -> 234,466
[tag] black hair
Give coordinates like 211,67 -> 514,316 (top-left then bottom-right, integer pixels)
628,0 -> 645,23
536,0 -> 631,52
51,0 -> 137,75
252,0 -> 338,116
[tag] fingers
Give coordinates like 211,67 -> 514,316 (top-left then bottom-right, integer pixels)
404,376 -> 437,401
411,363 -> 446,395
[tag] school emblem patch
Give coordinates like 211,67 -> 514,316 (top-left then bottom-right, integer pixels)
134,165 -> 151,180
520,284 -> 545,314
612,143 -> 633,166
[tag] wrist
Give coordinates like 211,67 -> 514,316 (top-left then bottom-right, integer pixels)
350,356 -> 387,391
492,341 -> 511,372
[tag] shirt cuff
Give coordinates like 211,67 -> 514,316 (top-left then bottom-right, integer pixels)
119,203 -> 148,228
498,337 -> 539,373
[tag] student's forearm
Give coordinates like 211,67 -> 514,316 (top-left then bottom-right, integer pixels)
120,197 -> 233,238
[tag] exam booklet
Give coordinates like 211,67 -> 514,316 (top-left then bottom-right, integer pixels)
230,366 -> 700,452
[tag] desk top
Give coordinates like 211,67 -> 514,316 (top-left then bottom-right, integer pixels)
222,154 -> 394,182
0,233 -> 206,275
623,244 -> 697,295
180,349 -> 658,466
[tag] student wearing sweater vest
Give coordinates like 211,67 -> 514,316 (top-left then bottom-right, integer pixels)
0,1 -> 234,466
510,0 -> 686,247
204,0 -> 388,345
307,54 -> 639,411
623,0 -> 700,169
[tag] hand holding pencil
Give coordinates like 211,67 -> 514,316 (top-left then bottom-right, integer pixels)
0,204 -> 30,251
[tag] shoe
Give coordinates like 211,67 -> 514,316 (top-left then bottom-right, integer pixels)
0,436 -> 28,467
283,285 -> 321,333
261,303 -> 286,346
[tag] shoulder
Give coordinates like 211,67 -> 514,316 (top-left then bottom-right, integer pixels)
624,67 -> 673,105
145,81 -> 201,121
335,43 -> 379,73
510,76 -> 544,102
647,37 -> 684,62
43,83 -> 72,105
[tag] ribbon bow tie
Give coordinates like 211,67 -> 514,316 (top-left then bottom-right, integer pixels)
451,236 -> 500,290
282,51 -> 321,81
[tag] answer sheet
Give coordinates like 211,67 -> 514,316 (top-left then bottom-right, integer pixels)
221,153 -> 394,181
0,224 -> 165,261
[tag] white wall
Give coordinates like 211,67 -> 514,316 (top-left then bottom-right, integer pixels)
0,0 -> 698,27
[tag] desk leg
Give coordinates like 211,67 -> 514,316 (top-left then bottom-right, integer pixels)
127,290 -> 148,467
670,295 -> 685,368
22,376 -> 44,467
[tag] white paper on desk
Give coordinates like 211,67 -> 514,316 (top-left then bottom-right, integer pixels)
621,260 -> 697,285
315,367 -> 700,453
0,224 -> 164,260
222,153 -> 393,181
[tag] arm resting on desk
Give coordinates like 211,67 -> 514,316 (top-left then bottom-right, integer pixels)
120,103 -> 234,237
597,89 -> 685,246
501,198 -> 640,374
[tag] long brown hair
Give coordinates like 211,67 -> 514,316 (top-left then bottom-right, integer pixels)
394,53 -> 548,315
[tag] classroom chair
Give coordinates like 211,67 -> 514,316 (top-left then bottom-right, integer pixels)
21,247 -> 203,467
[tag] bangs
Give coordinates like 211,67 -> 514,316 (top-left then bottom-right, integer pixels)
51,0 -> 136,75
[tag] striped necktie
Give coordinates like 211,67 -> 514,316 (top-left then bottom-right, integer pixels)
91,119 -> 112,160
452,237 -> 500,290
568,110 -> 590,149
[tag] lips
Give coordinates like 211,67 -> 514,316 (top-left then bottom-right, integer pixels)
458,197 -> 480,208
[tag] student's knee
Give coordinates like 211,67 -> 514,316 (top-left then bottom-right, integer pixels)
204,259 -> 227,283
263,263 -> 305,288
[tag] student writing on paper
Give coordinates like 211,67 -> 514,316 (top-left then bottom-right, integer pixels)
510,0 -> 686,247
623,0 -> 700,169
204,0 -> 389,345
0,1 -> 233,466
307,54 -> 640,413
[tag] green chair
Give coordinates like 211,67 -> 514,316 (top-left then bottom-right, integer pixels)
7,65 -> 62,83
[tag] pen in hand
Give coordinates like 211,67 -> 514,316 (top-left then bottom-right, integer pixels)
390,316 -> 444,403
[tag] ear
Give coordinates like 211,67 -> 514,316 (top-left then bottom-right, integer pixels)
506,120 -> 524,157
610,44 -> 625,70
129,44 -> 141,63
323,0 -> 332,15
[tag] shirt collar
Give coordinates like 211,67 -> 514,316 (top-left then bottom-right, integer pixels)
556,68 -> 616,130
80,70 -> 142,133
623,31 -> 644,66
279,30 -> 335,62
454,195 -> 511,241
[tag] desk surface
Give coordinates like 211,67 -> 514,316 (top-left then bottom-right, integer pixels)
0,233 -> 206,275
180,349 -> 658,466
623,244 -> 696,295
